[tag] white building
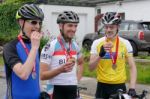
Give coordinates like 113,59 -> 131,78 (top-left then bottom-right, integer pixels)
96,0 -> 150,21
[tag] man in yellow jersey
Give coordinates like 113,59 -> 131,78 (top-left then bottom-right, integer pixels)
89,12 -> 137,99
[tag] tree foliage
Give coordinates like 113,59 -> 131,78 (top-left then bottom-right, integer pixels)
0,0 -> 35,45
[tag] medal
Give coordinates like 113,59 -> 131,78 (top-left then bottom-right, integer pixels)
112,64 -> 117,70
32,72 -> 36,79
58,35 -> 72,62
107,36 -> 119,70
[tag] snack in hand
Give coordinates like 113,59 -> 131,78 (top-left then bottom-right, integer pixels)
68,57 -> 75,63
105,39 -> 113,48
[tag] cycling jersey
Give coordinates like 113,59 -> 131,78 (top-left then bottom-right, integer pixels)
3,38 -> 40,99
40,35 -> 82,85
90,36 -> 133,84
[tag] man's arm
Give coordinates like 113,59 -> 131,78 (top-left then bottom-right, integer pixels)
89,39 -> 106,71
127,56 -> 137,89
13,48 -> 38,80
13,32 -> 42,80
77,56 -> 84,81
40,62 -> 75,80
40,62 -> 62,80
89,54 -> 101,71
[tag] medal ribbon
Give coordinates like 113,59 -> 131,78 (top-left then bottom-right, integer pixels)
18,35 -> 36,75
58,36 -> 72,61
108,36 -> 119,66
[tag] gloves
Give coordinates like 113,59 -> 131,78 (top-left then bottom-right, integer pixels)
99,45 -> 106,57
128,88 -> 136,97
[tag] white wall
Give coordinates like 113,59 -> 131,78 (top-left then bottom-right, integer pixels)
39,5 -> 95,46
97,0 -> 150,21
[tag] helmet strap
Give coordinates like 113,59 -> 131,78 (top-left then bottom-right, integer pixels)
60,24 -> 72,42
21,20 -> 30,40
113,29 -> 118,38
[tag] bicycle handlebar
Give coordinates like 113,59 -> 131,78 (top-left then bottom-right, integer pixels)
132,90 -> 148,99
110,89 -> 148,99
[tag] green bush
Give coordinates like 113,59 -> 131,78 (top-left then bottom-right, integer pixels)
40,37 -> 49,51
0,0 -> 35,45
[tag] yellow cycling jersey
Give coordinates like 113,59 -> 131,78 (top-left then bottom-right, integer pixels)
90,36 -> 133,84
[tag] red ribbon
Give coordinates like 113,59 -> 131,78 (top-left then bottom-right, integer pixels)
107,36 -> 119,65
57,35 -> 72,61
17,35 -> 36,74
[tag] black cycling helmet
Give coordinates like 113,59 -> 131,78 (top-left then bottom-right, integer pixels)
16,4 -> 44,21
102,12 -> 121,25
57,11 -> 79,24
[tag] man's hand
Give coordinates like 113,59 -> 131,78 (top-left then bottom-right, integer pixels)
99,41 -> 113,57
99,46 -> 106,57
128,88 -> 136,97
103,41 -> 113,51
60,61 -> 75,73
31,31 -> 43,50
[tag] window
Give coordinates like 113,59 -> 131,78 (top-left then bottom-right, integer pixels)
119,22 -> 129,30
141,23 -> 150,30
129,23 -> 138,30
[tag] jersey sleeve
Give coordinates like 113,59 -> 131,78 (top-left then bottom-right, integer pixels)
90,40 -> 99,55
40,40 -> 54,65
3,42 -> 22,69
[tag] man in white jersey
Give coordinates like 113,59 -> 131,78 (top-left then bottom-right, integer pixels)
40,11 -> 84,99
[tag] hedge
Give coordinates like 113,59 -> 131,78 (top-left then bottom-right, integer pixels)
0,0 -> 35,45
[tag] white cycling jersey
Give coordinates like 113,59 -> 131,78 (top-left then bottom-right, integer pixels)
40,36 -> 82,85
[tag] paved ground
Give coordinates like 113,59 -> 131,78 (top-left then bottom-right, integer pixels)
0,78 -> 6,99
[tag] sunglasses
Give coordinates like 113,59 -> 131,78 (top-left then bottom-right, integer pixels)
27,20 -> 42,25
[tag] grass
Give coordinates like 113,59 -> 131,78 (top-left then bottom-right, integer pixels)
83,62 -> 96,78
0,55 -> 4,66
134,62 -> 150,84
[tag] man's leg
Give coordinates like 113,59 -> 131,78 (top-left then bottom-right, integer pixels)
108,83 -> 126,97
53,85 -> 67,99
67,85 -> 77,99
95,82 -> 109,99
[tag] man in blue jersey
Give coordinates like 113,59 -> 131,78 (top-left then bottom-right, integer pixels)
3,4 -> 44,99
40,11 -> 84,99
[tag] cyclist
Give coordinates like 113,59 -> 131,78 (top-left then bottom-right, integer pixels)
3,4 -> 44,99
89,12 -> 137,99
40,11 -> 84,99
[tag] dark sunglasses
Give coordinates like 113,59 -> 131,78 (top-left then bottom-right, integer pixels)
27,20 -> 42,25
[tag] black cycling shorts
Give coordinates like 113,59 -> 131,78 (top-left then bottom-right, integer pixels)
95,82 -> 126,99
53,85 -> 77,99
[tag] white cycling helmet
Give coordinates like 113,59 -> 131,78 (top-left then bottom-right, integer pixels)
102,12 -> 121,25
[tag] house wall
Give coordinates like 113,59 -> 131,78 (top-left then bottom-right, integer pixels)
39,4 -> 95,46
97,0 -> 150,21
